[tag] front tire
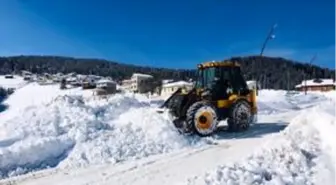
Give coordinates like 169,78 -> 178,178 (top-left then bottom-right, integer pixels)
186,101 -> 218,137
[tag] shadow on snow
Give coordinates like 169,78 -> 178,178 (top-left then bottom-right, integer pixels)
0,143 -> 75,180
214,122 -> 288,140
0,96 -> 9,113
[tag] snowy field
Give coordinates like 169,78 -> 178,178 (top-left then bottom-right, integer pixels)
0,79 -> 334,185
0,76 -> 27,89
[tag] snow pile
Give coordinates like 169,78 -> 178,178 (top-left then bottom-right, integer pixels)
0,85 -> 206,179
0,75 -> 27,89
0,83 -> 83,123
256,90 -> 301,114
257,90 -> 332,114
2,83 -> 62,110
186,102 -> 335,185
287,91 -> 334,109
59,107 -> 204,169
312,91 -> 336,102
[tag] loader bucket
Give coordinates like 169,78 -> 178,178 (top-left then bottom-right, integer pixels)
156,88 -> 182,113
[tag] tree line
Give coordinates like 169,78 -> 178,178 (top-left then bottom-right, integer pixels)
0,55 -> 334,90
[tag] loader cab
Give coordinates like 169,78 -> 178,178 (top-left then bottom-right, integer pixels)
195,61 -> 249,99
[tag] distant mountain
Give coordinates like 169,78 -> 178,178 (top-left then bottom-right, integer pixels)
0,55 -> 334,90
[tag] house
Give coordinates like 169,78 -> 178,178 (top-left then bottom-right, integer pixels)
21,70 -> 32,76
82,80 -> 96,89
161,80 -> 193,97
94,79 -> 117,95
122,73 -> 153,93
295,79 -> 335,92
82,75 -> 98,89
43,73 -> 52,79
52,73 -> 64,82
21,70 -> 33,81
23,75 -> 32,81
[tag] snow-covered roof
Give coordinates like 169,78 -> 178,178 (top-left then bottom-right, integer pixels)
77,74 -> 87,79
162,81 -> 193,88
295,79 -> 335,88
88,75 -> 102,80
132,73 -> 153,78
96,79 -> 116,84
66,77 -> 77,82
21,70 -> 32,75
162,79 -> 174,84
122,79 -> 132,83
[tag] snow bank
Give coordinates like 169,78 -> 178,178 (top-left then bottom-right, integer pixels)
59,107 -> 204,169
186,102 -> 335,185
257,90 -> 332,114
0,75 -> 27,89
0,85 -> 207,179
310,91 -> 336,102
0,83 -> 83,123
257,90 -> 301,114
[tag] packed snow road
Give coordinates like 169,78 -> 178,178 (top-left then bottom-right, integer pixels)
0,82 -> 334,185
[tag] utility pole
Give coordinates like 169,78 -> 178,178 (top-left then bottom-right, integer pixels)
304,54 -> 317,95
258,24 -> 277,93
260,24 -> 277,56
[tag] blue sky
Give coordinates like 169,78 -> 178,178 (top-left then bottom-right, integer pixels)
0,0 -> 334,69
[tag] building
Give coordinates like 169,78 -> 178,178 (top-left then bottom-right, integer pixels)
95,79 -> 117,95
161,80 -> 193,97
122,73 -> 153,93
295,79 -> 335,92
82,80 -> 96,89
23,75 -> 32,81
21,70 -> 33,81
21,70 -> 32,76
66,77 -> 80,86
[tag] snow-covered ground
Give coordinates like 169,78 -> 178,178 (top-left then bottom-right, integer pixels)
0,76 -> 28,89
187,100 -> 335,185
0,82 -> 334,185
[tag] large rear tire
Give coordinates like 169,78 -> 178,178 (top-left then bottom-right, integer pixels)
186,101 -> 218,137
227,99 -> 251,132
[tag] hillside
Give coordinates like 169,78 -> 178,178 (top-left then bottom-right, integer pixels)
0,55 -> 334,90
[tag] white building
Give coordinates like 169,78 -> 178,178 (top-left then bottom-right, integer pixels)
96,79 -> 116,88
122,73 -> 153,93
95,79 -> 117,95
161,81 -> 193,97
295,79 -> 335,92
21,70 -> 33,81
